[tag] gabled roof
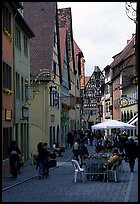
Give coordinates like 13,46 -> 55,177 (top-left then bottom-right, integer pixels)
15,10 -> 35,38
94,65 -> 101,73
73,40 -> 81,54
85,76 -> 90,86
85,66 -> 104,88
111,34 -> 135,68
58,7 -> 75,72
73,40 -> 81,74
23,2 -> 57,80
10,2 -> 23,10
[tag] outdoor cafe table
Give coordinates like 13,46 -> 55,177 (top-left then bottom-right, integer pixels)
83,153 -> 112,181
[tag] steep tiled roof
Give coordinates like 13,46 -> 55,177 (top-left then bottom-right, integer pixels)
73,40 -> 83,77
111,34 -> 135,68
73,40 -> 81,71
58,8 -> 75,72
74,40 -> 81,54
15,10 -> 35,38
59,27 -> 67,73
85,76 -> 90,86
23,2 -> 57,80
94,65 -> 101,73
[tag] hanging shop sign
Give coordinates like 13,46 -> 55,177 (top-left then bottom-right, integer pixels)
120,98 -> 129,107
5,109 -> 12,121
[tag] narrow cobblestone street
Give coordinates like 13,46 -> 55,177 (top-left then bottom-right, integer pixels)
2,145 -> 138,202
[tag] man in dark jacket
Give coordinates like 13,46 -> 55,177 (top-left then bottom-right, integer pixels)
37,142 -> 46,179
43,142 -> 50,177
8,140 -> 21,178
125,136 -> 137,172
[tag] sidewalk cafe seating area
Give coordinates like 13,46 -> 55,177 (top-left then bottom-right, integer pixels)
83,153 -> 109,181
82,152 -> 124,182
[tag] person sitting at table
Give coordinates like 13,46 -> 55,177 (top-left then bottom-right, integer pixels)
103,148 -> 122,170
96,139 -> 104,153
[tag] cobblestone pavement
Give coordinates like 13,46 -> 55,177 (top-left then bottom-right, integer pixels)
2,145 -> 138,202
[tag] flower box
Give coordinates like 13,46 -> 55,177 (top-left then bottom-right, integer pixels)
3,88 -> 13,95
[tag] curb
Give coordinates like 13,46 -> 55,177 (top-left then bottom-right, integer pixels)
2,154 -> 73,192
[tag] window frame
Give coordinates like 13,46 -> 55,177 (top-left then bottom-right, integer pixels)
3,6 -> 11,34
3,62 -> 12,90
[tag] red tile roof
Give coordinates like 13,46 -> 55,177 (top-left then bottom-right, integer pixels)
58,8 -> 75,72
59,27 -> 67,73
85,76 -> 90,86
111,34 -> 135,68
73,40 -> 81,71
23,2 -> 57,80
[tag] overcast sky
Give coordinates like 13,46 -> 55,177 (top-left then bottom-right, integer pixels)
57,2 -> 136,76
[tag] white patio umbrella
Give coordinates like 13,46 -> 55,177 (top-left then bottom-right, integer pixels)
91,119 -> 136,131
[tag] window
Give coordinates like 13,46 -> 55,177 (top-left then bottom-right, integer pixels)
16,72 -> 20,100
53,61 -> 56,76
21,123 -> 24,153
105,84 -> 109,94
15,123 -> 19,144
105,102 -> 109,112
121,112 -> 123,122
25,81 -> 29,102
3,6 -> 11,33
96,80 -> 100,87
124,111 -> 126,122
3,62 -> 12,90
54,32 -> 56,47
3,127 -> 12,160
24,35 -> 28,57
77,79 -> 79,89
15,26 -> 21,50
21,77 -> 24,101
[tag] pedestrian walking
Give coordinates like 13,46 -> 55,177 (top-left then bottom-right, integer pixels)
116,133 -> 124,153
37,142 -> 47,179
79,138 -> 90,167
89,131 -> 93,146
125,136 -> 137,172
122,131 -> 129,162
43,142 -> 50,177
8,140 -> 21,179
72,138 -> 80,162
67,132 -> 74,148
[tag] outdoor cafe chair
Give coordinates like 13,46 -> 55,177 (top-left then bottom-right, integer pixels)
103,160 -> 119,182
117,159 -> 124,173
71,159 -> 85,183
83,157 -> 108,181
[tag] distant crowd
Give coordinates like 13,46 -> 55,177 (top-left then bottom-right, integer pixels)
67,129 -> 138,172
7,128 -> 138,180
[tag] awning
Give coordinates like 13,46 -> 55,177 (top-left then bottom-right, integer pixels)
129,116 -> 138,125
91,119 -> 135,130
127,114 -> 138,125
